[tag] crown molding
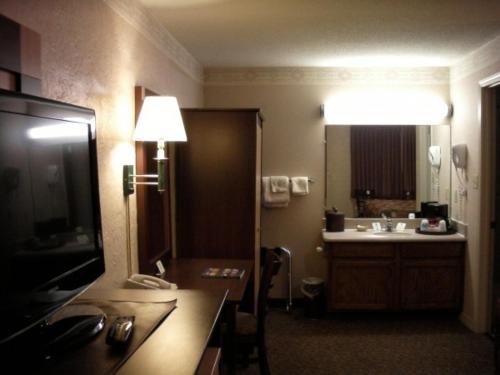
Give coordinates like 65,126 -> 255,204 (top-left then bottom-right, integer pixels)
204,67 -> 449,86
103,0 -> 203,83
451,35 -> 500,83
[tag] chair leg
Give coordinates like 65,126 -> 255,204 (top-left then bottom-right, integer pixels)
496,335 -> 500,375
496,304 -> 500,375
257,341 -> 270,375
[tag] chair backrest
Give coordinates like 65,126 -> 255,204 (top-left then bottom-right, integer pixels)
257,248 -> 282,337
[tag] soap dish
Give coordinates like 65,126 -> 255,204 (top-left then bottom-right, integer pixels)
356,225 -> 367,232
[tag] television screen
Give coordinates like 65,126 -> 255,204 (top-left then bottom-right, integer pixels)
0,89 -> 104,344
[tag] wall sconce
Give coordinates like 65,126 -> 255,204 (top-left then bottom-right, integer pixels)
123,96 -> 186,196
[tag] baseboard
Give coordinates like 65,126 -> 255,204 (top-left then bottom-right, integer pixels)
270,299 -> 470,323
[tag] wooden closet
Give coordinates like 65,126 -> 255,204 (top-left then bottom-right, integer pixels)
175,109 -> 263,260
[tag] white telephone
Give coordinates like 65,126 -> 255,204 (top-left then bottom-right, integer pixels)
126,274 -> 178,290
452,144 -> 467,169
428,145 -> 441,168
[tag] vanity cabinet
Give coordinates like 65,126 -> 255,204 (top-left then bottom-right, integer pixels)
325,241 -> 464,312
329,243 -> 396,310
332,259 -> 396,310
400,243 -> 463,310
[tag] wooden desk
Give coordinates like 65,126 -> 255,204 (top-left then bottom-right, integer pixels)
163,258 -> 254,374
163,258 -> 253,303
83,288 -> 226,375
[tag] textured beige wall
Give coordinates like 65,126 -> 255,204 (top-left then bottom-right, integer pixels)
325,127 -> 354,216
415,126 -> 431,205
430,125 -> 451,204
450,40 -> 500,331
205,79 -> 449,297
0,0 -> 203,288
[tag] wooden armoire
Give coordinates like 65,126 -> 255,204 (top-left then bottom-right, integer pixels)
175,109 -> 263,261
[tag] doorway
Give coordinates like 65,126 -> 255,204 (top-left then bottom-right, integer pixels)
491,86 -> 500,334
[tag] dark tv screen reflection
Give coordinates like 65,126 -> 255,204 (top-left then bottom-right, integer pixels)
0,90 -> 104,344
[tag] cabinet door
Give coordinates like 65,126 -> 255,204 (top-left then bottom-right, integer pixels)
329,260 -> 395,311
176,109 -> 260,259
401,259 -> 463,310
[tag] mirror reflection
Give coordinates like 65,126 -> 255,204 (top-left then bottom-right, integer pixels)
326,125 -> 450,218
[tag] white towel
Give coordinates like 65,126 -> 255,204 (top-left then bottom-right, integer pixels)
291,177 -> 309,196
270,176 -> 289,193
262,177 -> 289,208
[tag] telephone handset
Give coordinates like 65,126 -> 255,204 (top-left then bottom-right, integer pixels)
126,273 -> 178,290
428,145 -> 441,168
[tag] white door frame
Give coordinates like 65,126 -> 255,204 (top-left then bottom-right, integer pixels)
479,72 -> 500,331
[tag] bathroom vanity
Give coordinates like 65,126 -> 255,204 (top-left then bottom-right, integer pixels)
323,230 -> 466,312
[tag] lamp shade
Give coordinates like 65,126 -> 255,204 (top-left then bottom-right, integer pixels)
133,96 -> 187,142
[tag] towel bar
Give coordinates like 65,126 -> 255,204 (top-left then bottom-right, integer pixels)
288,177 -> 314,183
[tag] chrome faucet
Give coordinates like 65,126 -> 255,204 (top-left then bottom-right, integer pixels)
381,213 -> 393,232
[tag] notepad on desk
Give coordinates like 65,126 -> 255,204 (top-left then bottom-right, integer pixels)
201,267 -> 245,279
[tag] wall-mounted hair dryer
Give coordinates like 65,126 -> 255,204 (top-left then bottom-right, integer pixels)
452,144 -> 467,169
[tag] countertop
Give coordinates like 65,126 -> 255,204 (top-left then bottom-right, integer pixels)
322,228 -> 466,242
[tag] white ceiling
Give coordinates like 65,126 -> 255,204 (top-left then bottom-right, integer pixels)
137,0 -> 500,68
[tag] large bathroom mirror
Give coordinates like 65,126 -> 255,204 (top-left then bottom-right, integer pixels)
325,125 -> 450,218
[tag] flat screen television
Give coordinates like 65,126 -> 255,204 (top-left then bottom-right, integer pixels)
0,89 -> 104,346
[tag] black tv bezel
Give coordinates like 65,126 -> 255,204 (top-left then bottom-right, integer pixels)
0,88 -> 105,343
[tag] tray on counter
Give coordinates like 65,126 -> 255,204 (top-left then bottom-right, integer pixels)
415,228 -> 457,235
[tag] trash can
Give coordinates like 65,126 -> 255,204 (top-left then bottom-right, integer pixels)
301,277 -> 325,318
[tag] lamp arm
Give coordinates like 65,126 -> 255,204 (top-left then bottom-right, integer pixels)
157,158 -> 165,192
155,140 -> 167,193
123,141 -> 167,196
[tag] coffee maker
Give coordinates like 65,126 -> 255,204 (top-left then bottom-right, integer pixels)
421,202 -> 449,227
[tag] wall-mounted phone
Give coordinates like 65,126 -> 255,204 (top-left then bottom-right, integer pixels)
452,144 -> 467,169
428,145 -> 441,168
126,273 -> 177,290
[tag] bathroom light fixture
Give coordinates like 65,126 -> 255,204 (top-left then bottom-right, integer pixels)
123,96 -> 187,196
321,90 -> 452,125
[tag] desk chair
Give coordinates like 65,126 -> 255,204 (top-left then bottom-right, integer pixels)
234,247 -> 282,374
